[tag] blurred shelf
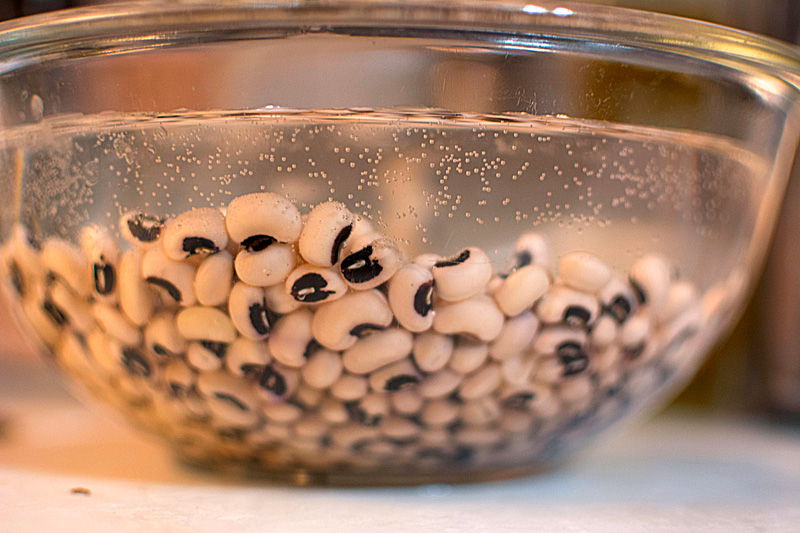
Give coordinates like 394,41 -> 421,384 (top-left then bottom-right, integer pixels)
1,358 -> 799,532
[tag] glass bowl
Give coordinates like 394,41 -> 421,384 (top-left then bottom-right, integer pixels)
1,0 -> 800,485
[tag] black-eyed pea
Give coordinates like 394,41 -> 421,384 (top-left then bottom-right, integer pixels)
225,192 -> 302,246
535,286 -> 600,328
186,341 -> 226,372
390,388 -> 424,415
162,208 -> 228,260
41,238 -> 91,298
432,294 -> 505,342
458,363 -> 501,400
234,244 -> 296,287
330,373 -> 369,401
162,360 -> 195,399
268,308 -> 314,368
194,251 -> 234,307
488,310 -> 539,361
311,289 -> 393,351
348,214 -> 376,243
301,348 -> 343,389
22,287 -> 63,348
599,277 -> 637,324
225,337 -> 270,378
533,335 -> 589,380
264,283 -> 302,314
418,369 -> 463,399
369,360 -> 420,393
319,396 -> 349,424
349,393 -> 390,426
629,254 -> 672,314
557,251 -> 612,294
176,306 -> 237,344
92,301 -> 141,346
85,329 -> 122,376
228,281 -> 271,340
493,265 -> 549,317
119,211 -> 165,248
448,338 -> 489,374
48,279 -> 94,333
590,314 -> 618,349
118,249 -> 155,326
80,225 -> 120,302
461,397 -> 501,427
119,346 -> 156,381
620,313 -> 651,360
510,232 -> 551,270
413,331 -> 454,373
420,399 -> 461,427
196,371 -> 261,428
342,328 -> 413,374
257,363 -> 299,401
142,246 -> 196,306
390,271 -> 435,338
144,312 -> 187,360
431,247 -> 492,302
532,326 -> 589,355
298,201 -> 355,267
286,264 -> 346,304
339,234 -> 403,290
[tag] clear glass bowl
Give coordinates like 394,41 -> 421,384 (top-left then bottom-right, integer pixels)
1,0 -> 800,484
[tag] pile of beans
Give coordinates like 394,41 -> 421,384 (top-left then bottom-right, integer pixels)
0,192 -> 721,472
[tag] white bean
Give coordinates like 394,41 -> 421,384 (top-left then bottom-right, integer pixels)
418,369 -> 462,399
176,306 -> 238,343
462,397 -> 501,426
330,373 -> 369,401
391,389 -> 424,415
420,399 -> 460,427
118,249 -> 155,326
432,247 -> 492,302
194,251 -> 234,307
413,331 -> 454,373
92,301 -> 141,346
298,201 -> 355,267
319,396 -> 349,424
590,314 -> 618,349
301,348 -> 343,389
342,328 -> 413,374
458,363 -> 501,400
311,289 -> 393,351
433,294 -> 505,342
557,251 -> 612,294
488,310 -> 539,361
268,308 -> 314,367
264,283 -> 302,314
380,416 -> 421,440
500,354 -> 538,386
162,208 -> 228,260
234,243 -> 296,287
448,339 -> 489,374
493,264 -> 549,317
659,280 -> 698,324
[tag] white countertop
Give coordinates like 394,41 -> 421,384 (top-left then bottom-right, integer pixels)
1,359 -> 799,532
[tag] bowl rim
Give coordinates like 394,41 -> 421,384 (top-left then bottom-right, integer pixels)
0,0 -> 800,85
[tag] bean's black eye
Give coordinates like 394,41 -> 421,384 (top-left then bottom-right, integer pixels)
42,298 -> 67,326
331,224 -> 353,265
291,273 -> 335,303
182,236 -> 218,255
213,392 -> 249,412
93,263 -> 116,295
557,341 -> 589,377
241,234 -> 276,252
199,341 -> 228,358
564,306 -> 591,327
341,245 -> 383,283
248,302 -> 271,335
127,213 -> 164,243
259,365 -> 287,396
434,249 -> 471,268
629,278 -> 647,305
384,374 -> 419,391
145,276 -> 182,302
514,250 -> 533,269
606,295 -> 632,323
121,347 -> 152,378
503,392 -> 535,410
349,323 -> 385,337
9,260 -> 25,296
413,280 -> 435,317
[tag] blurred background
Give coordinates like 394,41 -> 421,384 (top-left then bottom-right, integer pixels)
0,0 -> 799,421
